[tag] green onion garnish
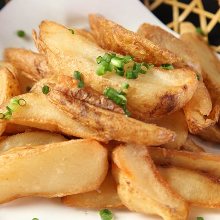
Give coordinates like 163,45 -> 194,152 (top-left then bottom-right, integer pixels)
142,62 -> 154,70
196,27 -> 205,36
161,64 -> 174,70
196,217 -> 204,220
16,30 -> 26,38
73,71 -> 84,88
32,218 -> 39,220
122,83 -> 129,90
104,87 -> 130,116
0,98 -> 26,120
196,73 -> 200,81
99,209 -> 113,220
42,85 -> 50,95
68,29 -> 74,34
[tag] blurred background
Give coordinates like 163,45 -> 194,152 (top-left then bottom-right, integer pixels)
1,0 -> 219,52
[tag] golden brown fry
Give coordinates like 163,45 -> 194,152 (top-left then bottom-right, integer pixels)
112,144 -> 188,220
0,93 -> 107,142
0,131 -> 67,153
137,23 -> 201,73
159,166 -> 220,208
183,81 -> 220,134
4,48 -> 50,81
37,20 -> 198,119
180,136 -> 205,152
149,147 -> 220,178
4,124 -> 33,135
89,14 -> 183,66
62,171 -> 122,209
75,29 -> 96,43
47,75 -> 175,146
150,111 -> 188,150
198,125 -> 220,143
0,139 -> 108,204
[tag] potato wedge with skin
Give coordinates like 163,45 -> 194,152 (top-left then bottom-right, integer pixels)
0,93 -> 107,142
150,111 -> 188,150
137,23 -> 201,74
180,136 -> 205,152
0,139 -> 108,204
47,77 -> 175,146
149,147 -> 220,178
0,131 -> 67,153
62,171 -> 122,209
37,20 -> 198,119
89,14 -> 183,66
4,48 -> 50,81
159,166 -> 220,208
112,145 -> 188,220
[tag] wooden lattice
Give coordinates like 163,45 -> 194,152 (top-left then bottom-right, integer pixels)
144,0 -> 220,53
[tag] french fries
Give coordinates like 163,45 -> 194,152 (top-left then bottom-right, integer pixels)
0,139 -> 108,204
0,93 -> 107,142
159,166 -> 220,208
4,48 -> 50,81
62,171 -> 123,209
112,144 -> 188,220
89,14 -> 183,66
37,20 -> 198,119
0,131 -> 67,153
198,125 -> 220,143
181,136 -> 205,152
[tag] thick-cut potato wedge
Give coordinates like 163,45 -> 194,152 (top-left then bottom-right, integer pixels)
89,14 -> 183,66
180,136 -> 205,152
198,125 -> 220,143
112,145 -> 188,220
151,111 -> 188,150
76,29 -> 96,43
149,147 -> 220,178
4,48 -> 50,81
137,23 -> 201,73
159,166 -> 220,208
183,81 -> 220,134
0,131 -> 67,153
0,139 -> 108,204
16,71 -> 35,94
46,76 -> 174,146
37,20 -> 198,119
0,93 -> 106,141
62,171 -> 122,209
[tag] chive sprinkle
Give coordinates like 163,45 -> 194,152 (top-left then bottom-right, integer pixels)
99,209 -> 113,220
122,82 -> 129,90
68,28 -> 74,34
16,30 -> 26,38
32,218 -> 39,220
196,217 -> 204,220
73,71 -> 84,88
161,64 -> 174,70
196,27 -> 205,36
42,85 -> 50,95
196,73 -> 200,81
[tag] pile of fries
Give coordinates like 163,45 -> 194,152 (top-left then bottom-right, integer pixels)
0,14 -> 220,220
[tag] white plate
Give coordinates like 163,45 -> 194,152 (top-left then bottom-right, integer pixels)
0,0 -> 220,219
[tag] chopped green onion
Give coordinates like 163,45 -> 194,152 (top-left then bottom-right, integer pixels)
18,98 -> 26,106
122,83 -> 129,90
161,64 -> 174,70
142,62 -> 154,70
126,70 -> 138,79
104,87 -> 130,116
32,218 -> 39,220
96,56 -> 103,64
196,217 -> 204,220
110,57 -> 124,68
73,71 -> 84,88
42,85 -> 50,95
123,55 -> 133,63
68,28 -> 74,34
99,209 -> 113,220
0,113 -> 5,119
115,68 -> 124,76
196,27 -> 205,36
196,73 -> 200,81
16,30 -> 26,38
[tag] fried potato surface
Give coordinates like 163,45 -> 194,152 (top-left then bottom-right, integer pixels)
89,14 -> 183,66
47,76 -> 174,146
4,48 -> 50,81
198,125 -> 220,143
37,20 -> 198,119
112,144 -> 188,220
159,166 -> 220,208
149,147 -> 220,178
180,136 -> 205,152
4,124 -> 33,135
0,139 -> 108,204
151,111 -> 188,150
0,93 -> 106,141
137,23 -> 201,73
62,171 -> 122,209
0,131 -> 67,153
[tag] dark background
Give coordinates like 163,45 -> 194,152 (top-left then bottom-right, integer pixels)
0,0 -> 219,47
